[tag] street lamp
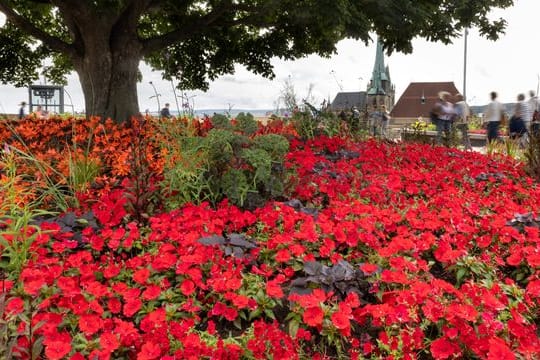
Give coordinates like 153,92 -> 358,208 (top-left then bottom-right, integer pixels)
149,81 -> 161,113
463,28 -> 468,101
64,88 -> 75,115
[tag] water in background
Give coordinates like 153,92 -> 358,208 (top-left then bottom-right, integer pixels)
148,109 -> 276,118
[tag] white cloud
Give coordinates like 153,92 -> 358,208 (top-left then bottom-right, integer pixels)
0,0 -> 538,114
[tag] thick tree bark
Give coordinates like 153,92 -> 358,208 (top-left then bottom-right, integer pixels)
66,3 -> 144,124
72,34 -> 142,123
75,49 -> 141,123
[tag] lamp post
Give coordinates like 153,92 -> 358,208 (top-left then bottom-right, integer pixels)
64,88 -> 75,115
149,81 -> 161,113
170,79 -> 181,116
463,28 -> 468,101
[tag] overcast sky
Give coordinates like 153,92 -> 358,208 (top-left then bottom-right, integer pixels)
0,0 -> 538,114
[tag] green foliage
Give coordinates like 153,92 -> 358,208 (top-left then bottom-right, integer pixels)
525,132 -> 540,180
0,152 -> 52,280
0,0 -> 514,118
68,155 -> 100,193
251,134 -> 290,161
0,290 -> 45,360
292,110 -> 343,139
210,114 -> 233,130
4,121 -> 104,212
160,125 -> 290,210
234,112 -> 258,136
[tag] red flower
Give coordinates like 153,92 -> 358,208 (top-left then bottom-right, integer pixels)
133,268 -> 151,284
142,285 -> 161,300
180,279 -> 196,296
137,341 -> 161,360
275,249 -> 291,263
5,297 -> 24,315
123,298 -> 142,317
526,279 -> 540,298
78,314 -> 102,336
108,297 -> 122,314
487,338 -> 515,360
100,332 -> 120,353
360,263 -> 379,275
223,306 -> 238,321
303,306 -> 324,327
430,337 -> 461,359
266,279 -> 284,298
45,340 -> 72,360
331,310 -> 350,331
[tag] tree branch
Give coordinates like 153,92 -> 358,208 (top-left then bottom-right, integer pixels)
114,0 -> 154,26
0,0 -> 75,56
141,2 -> 268,55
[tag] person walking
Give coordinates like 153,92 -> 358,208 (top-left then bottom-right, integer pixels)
432,91 -> 455,146
380,105 -> 390,138
454,93 -> 472,151
160,103 -> 171,119
510,93 -> 529,147
18,101 -> 26,119
484,91 -> 503,144
528,90 -> 540,137
368,105 -> 383,137
527,91 -> 538,127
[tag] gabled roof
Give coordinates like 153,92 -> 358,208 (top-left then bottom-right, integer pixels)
390,82 -> 460,118
331,91 -> 367,110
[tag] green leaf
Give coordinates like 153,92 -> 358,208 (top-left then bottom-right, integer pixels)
288,320 -> 300,338
31,337 -> 44,360
456,268 -> 467,284
264,308 -> 276,320
248,308 -> 262,321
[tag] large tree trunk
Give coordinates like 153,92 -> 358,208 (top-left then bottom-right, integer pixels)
71,15 -> 143,123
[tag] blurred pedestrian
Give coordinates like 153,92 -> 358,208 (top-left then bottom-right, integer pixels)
18,101 -> 26,119
380,105 -> 390,138
432,91 -> 455,145
454,93 -> 472,150
368,105 -> 382,136
33,105 -> 48,120
527,90 -> 538,126
510,93 -> 528,147
160,103 -> 171,119
484,91 -> 503,144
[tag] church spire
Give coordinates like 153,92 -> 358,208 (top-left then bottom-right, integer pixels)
367,40 -> 389,95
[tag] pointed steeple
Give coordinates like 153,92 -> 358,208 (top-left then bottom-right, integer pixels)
367,40 -> 389,95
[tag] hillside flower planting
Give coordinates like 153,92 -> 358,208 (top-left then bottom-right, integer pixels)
0,117 -> 539,359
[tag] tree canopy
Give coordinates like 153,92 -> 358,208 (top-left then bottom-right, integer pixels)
0,0 -> 514,121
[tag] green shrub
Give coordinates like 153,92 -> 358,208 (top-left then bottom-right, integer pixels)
525,131 -> 540,180
160,127 -> 290,210
251,133 -> 290,161
211,113 -> 233,130
291,111 -> 317,139
234,112 -> 258,136
0,152 -> 53,280
291,110 -> 342,139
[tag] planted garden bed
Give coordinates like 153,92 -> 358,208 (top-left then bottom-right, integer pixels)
0,117 -> 539,359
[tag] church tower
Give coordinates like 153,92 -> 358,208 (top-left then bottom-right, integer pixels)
366,40 -> 395,111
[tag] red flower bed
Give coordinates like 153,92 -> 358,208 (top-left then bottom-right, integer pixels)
0,120 -> 539,359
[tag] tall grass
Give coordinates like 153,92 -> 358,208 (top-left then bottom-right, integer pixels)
0,151 -> 52,280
